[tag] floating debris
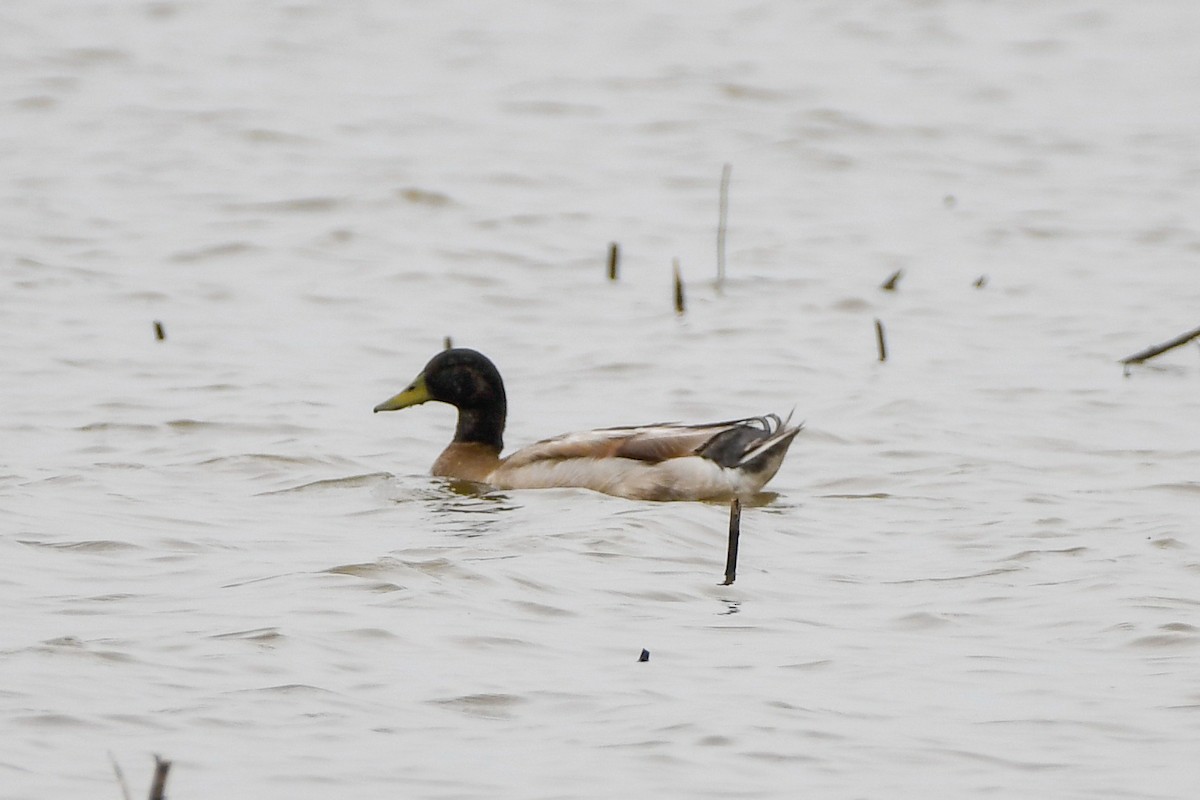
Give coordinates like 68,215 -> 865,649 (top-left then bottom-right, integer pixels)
673,259 -> 686,315
109,752 -> 171,800
1120,324 -> 1200,368
881,269 -> 903,291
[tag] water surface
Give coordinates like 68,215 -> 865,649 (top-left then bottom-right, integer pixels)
3,1 -> 1199,798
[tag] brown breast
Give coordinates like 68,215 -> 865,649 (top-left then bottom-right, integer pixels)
431,442 -> 503,483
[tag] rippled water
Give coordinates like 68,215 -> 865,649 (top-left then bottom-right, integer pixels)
3,1 -> 1199,797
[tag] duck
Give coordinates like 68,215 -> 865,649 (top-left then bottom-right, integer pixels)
373,348 -> 802,501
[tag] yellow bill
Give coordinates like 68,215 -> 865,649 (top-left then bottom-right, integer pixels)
373,373 -> 431,412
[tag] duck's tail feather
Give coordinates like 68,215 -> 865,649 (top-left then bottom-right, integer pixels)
695,414 -> 803,471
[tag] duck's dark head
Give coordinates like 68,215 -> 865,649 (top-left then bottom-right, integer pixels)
374,348 -> 506,449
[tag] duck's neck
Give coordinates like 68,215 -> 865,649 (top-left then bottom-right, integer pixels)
453,399 -> 505,454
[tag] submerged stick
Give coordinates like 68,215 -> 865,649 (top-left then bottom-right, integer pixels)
717,163 -> 731,286
153,320 -> 166,341
875,318 -> 888,362
607,242 -> 619,281
722,498 -> 741,585
673,259 -> 686,315
1119,324 -> 1200,365
149,755 -> 172,800
881,269 -> 903,291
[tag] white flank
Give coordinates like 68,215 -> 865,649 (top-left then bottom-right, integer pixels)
489,456 -> 768,501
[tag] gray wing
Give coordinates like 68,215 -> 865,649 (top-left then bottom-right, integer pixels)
503,416 -> 792,469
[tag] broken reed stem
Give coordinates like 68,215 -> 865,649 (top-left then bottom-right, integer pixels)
722,497 -> 741,585
109,753 -> 132,800
1119,324 -> 1200,366
153,320 -> 165,341
607,242 -> 619,281
881,269 -> 903,291
673,259 -> 686,315
149,755 -> 172,800
875,318 -> 888,362
717,163 -> 731,286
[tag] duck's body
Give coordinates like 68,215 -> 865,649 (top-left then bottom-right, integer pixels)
374,349 -> 801,502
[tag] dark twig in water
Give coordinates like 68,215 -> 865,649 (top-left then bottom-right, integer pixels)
149,755 -> 171,800
153,320 -> 166,341
881,269 -> 903,291
607,242 -> 619,281
1120,324 -> 1200,366
722,498 -> 741,585
875,318 -> 888,362
109,753 -> 132,800
717,163 -> 731,286
673,259 -> 686,315
443,336 -> 453,351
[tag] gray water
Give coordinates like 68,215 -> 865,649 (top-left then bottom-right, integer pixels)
3,1 -> 1199,797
